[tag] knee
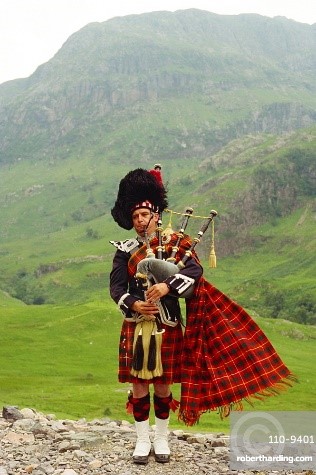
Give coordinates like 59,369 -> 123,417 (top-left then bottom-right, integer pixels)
133,383 -> 149,398
153,384 -> 170,398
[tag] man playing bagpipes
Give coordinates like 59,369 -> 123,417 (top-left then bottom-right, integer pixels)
109,166 -> 297,465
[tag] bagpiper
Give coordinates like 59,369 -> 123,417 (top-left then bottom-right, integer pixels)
109,166 -> 297,465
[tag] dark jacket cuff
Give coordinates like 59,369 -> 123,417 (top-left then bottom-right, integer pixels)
164,274 -> 195,296
117,293 -> 139,317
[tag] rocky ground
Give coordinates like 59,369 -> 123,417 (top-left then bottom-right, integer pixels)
0,406 -> 313,475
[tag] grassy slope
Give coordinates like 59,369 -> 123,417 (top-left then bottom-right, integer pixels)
0,128 -> 314,431
0,136 -> 201,302
0,299 -> 314,432
0,128 -> 315,306
205,205 -> 316,313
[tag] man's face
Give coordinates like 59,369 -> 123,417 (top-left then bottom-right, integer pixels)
132,208 -> 158,236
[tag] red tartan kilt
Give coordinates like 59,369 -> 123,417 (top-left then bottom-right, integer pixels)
118,319 -> 184,384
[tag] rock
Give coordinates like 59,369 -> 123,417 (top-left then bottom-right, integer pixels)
46,413 -> 57,420
186,434 -> 207,444
20,408 -> 36,419
50,420 -> 68,432
2,406 -> 23,421
88,459 -> 103,469
211,438 -> 227,447
24,465 -> 38,473
13,418 -> 36,431
73,449 -> 89,459
120,419 -> 131,427
0,406 -> 306,475
58,441 -> 72,453
2,431 -> 35,444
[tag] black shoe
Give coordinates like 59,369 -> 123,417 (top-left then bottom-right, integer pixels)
154,452 -> 170,463
133,454 -> 149,465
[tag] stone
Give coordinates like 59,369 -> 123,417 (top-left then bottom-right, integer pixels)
46,413 -> 57,420
25,465 -> 38,473
2,431 -> 35,444
88,459 -> 103,469
0,406 -> 303,475
2,406 -> 23,421
13,418 -> 36,431
50,421 -> 68,432
186,434 -> 206,444
20,408 -> 36,419
211,438 -> 227,447
73,450 -> 89,459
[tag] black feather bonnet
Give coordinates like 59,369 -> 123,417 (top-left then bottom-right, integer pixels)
111,167 -> 168,230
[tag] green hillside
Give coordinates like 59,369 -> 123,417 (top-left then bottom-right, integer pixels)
0,126 -> 315,323
0,300 -> 314,432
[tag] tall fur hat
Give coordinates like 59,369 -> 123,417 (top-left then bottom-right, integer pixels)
111,167 -> 168,230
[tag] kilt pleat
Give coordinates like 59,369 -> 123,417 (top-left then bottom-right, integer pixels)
119,319 -> 183,384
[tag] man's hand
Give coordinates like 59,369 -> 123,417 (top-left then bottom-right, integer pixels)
146,283 -> 169,302
131,283 -> 170,319
131,300 -> 159,316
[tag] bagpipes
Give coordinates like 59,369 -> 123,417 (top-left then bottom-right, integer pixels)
131,206 -> 217,378
176,209 -> 218,269
136,206 -> 218,326
147,206 -> 218,266
166,207 -> 194,263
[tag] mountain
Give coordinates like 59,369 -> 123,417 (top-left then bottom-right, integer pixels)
0,9 -> 315,164
0,9 -> 315,323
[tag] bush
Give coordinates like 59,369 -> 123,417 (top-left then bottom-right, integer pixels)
291,294 -> 316,325
264,290 -> 285,318
85,227 -> 100,239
